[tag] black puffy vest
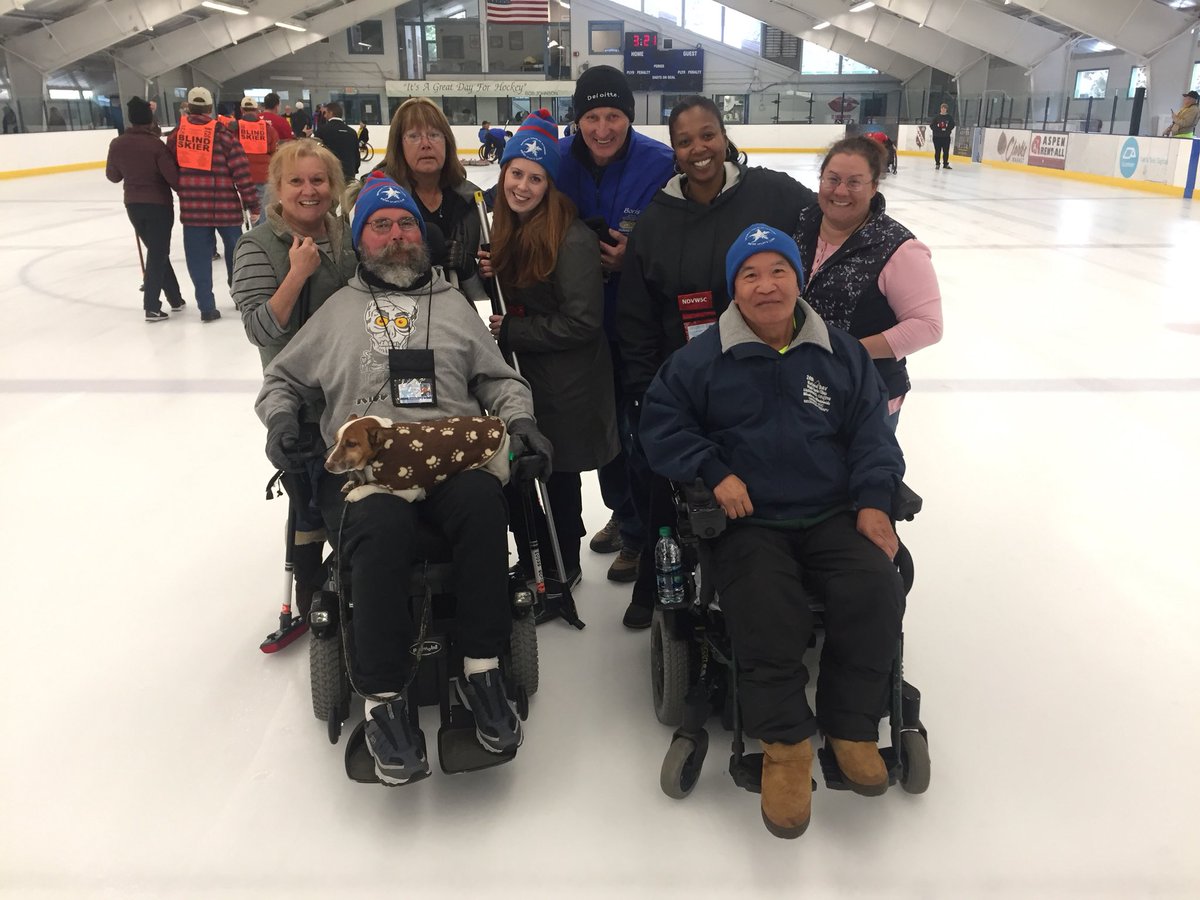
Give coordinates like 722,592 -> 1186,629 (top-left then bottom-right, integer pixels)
794,194 -> 915,400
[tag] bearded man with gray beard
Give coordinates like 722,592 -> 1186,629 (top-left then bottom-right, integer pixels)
255,177 -> 553,784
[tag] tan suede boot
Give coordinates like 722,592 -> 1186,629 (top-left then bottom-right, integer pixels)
828,737 -> 889,796
759,739 -> 813,839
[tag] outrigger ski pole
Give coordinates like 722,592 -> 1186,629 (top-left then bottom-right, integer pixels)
475,190 -> 584,630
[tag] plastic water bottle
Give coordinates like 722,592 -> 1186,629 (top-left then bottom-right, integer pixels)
655,526 -> 685,607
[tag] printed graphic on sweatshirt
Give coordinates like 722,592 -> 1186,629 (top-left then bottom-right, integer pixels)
361,296 -> 419,379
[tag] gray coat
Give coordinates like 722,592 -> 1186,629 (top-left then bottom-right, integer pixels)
498,218 -> 619,473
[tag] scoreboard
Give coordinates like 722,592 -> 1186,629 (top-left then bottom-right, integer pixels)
623,33 -> 704,92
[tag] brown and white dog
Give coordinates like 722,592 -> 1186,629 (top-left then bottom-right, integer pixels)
325,414 -> 511,503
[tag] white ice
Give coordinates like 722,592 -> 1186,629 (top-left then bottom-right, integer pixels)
1,154 -> 1198,899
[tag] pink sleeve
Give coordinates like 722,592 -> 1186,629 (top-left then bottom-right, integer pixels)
877,238 -> 943,359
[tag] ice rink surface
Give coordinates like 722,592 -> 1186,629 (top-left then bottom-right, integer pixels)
1,153 -> 1198,899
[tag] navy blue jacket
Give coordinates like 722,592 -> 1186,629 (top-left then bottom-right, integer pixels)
641,300 -> 904,521
556,129 -> 675,338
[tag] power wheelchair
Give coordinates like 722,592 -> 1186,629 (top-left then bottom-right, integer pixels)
651,481 -> 931,800
307,477 -> 542,781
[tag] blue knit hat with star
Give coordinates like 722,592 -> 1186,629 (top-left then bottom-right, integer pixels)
499,109 -> 560,182
725,223 -> 805,297
351,173 -> 425,250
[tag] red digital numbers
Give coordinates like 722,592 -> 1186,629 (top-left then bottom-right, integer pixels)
631,32 -> 657,48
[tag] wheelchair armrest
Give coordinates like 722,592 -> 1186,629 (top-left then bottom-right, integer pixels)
893,481 -> 923,522
675,479 -> 727,541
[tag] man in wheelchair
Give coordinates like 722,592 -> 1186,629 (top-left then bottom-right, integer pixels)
639,223 -> 906,838
255,177 -> 552,785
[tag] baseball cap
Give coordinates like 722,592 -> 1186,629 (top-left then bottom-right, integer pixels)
187,86 -> 214,107
239,96 -> 258,110
1184,90 -> 1199,100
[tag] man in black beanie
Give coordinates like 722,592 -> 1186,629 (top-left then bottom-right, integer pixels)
105,97 -> 187,321
554,65 -> 674,620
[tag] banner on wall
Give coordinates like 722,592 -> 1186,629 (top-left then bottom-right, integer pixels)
1115,136 -> 1173,182
385,79 -> 576,97
1029,132 -> 1068,169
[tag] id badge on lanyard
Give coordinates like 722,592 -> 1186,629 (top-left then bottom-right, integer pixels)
677,291 -> 717,342
389,348 -> 438,408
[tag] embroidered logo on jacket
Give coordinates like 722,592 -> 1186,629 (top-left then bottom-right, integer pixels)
802,375 -> 831,413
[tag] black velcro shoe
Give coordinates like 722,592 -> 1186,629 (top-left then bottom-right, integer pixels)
457,670 -> 523,754
364,697 -> 431,786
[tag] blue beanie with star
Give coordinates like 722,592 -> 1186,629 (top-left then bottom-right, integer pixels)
351,173 -> 425,250
725,223 -> 805,297
499,109 -> 560,182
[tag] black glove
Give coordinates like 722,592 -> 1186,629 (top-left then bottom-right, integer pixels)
507,418 -> 553,480
266,413 -> 317,473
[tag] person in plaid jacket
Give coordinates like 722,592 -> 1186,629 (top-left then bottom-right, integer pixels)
167,85 -> 261,322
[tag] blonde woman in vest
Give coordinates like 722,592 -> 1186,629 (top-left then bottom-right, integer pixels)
232,139 -> 358,625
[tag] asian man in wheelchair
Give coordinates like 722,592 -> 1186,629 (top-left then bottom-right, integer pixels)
639,223 -> 906,839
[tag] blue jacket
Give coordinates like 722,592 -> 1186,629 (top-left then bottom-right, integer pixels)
640,299 -> 904,521
556,129 -> 675,338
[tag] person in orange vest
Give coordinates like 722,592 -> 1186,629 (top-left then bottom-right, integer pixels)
167,85 -> 261,323
233,96 -> 279,226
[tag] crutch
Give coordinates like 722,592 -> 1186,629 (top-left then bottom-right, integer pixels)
134,228 -> 146,291
475,191 -> 584,630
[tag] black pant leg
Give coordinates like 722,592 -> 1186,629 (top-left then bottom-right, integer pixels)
709,524 -> 817,744
545,471 -> 583,573
423,469 -> 512,660
317,475 -> 419,694
798,512 -> 904,741
126,203 -> 171,312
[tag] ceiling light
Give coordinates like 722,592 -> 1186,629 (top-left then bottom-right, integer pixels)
270,75 -> 305,81
849,1 -> 874,11
201,0 -> 249,14
357,42 -> 372,48
813,20 -> 831,29
1091,40 -> 1114,51
274,20 -> 307,31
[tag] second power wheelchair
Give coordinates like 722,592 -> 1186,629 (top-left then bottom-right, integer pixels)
650,481 -> 931,800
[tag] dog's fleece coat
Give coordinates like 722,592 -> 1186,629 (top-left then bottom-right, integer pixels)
329,414 -> 510,502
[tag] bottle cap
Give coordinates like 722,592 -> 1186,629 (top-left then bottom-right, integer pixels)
658,526 -> 671,537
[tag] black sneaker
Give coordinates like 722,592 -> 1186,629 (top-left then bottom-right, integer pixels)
622,602 -> 652,630
145,310 -> 169,323
201,309 -> 222,323
169,300 -> 186,312
943,164 -> 952,170
364,697 -> 431,786
457,670 -> 523,754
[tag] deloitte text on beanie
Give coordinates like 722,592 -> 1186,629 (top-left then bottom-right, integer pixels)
572,65 -> 635,122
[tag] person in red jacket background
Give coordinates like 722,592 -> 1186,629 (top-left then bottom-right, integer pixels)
106,95 -> 186,322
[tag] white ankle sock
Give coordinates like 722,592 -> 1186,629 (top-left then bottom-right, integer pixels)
463,657 -> 499,678
364,691 -> 400,719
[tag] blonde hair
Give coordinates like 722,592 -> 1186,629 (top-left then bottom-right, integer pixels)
267,139 -> 347,214
382,97 -> 466,190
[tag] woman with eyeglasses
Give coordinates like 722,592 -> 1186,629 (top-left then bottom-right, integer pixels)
367,97 -> 488,303
614,94 -> 817,629
477,112 -> 619,588
794,136 -> 943,430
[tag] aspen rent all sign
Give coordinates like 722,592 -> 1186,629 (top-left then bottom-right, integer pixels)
1029,133 -> 1068,169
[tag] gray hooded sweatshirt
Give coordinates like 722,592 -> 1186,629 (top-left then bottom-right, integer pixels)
255,268 -> 534,448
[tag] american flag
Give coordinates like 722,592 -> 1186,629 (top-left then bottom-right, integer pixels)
486,0 -> 549,24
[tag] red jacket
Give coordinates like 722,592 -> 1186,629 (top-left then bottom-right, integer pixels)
106,125 -> 178,206
233,114 -> 279,184
261,110 -> 294,141
167,114 -> 259,226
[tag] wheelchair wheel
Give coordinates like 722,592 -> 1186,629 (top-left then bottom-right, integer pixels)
359,142 -> 373,162
507,613 -> 539,697
899,730 -> 931,794
651,609 -> 689,726
310,633 -> 351,725
660,734 -> 707,799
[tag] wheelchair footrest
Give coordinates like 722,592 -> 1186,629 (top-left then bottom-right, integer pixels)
438,705 -> 517,774
817,745 -> 901,791
729,752 -> 763,794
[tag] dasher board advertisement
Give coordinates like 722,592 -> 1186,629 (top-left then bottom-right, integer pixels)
1029,132 -> 1068,169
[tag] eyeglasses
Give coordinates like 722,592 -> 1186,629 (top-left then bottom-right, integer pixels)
402,130 -> 446,144
819,174 -> 873,192
366,217 -> 421,234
